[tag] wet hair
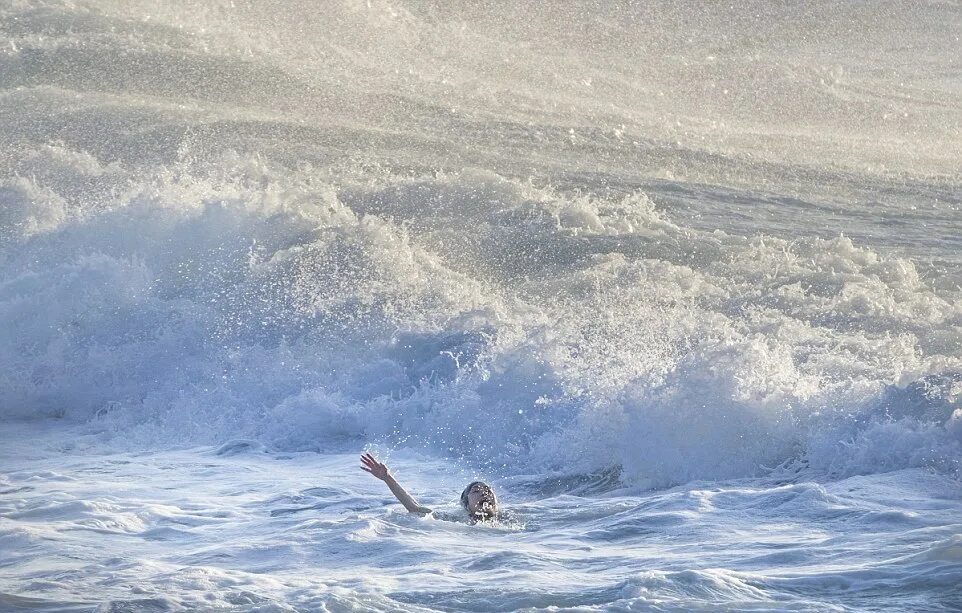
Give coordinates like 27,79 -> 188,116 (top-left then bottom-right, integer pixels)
460,481 -> 497,520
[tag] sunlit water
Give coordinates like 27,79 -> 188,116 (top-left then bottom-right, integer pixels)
3,424 -> 960,612
1,1 -> 961,611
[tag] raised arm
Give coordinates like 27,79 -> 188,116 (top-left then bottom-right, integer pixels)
360,453 -> 431,515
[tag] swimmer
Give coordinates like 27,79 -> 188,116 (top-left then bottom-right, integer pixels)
360,453 -> 498,522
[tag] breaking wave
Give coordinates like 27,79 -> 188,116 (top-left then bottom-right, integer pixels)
1,0 -> 960,489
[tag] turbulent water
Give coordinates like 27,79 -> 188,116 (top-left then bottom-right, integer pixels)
1,1 -> 961,611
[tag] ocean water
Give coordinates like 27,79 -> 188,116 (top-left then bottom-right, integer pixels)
1,1 -> 960,611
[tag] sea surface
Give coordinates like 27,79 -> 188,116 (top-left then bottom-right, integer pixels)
1,1 -> 961,611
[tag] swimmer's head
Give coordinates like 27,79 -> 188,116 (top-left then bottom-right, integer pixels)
460,481 -> 497,520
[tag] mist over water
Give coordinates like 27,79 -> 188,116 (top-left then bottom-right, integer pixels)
3,0 -> 960,485
1,2 -> 961,610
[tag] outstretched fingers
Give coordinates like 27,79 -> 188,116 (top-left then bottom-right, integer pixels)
360,453 -> 387,478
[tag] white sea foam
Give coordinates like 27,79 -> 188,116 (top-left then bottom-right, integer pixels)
2,158 -> 958,487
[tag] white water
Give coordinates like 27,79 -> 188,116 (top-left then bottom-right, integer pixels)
1,1 -> 961,610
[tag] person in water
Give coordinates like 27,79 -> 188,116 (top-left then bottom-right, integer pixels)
360,453 -> 498,522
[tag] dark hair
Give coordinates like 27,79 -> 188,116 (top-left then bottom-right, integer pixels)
460,481 -> 497,519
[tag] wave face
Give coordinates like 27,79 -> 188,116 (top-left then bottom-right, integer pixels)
1,0 -> 961,488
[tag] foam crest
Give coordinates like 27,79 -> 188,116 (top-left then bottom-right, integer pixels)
1,148 -> 959,487
0,176 -> 67,247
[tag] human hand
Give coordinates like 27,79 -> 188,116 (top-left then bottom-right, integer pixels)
360,453 -> 389,481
